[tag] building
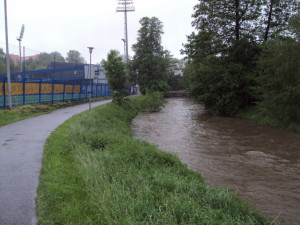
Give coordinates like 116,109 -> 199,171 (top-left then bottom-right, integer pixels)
0,62 -> 108,83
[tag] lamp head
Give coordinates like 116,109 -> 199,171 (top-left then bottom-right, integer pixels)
87,47 -> 94,53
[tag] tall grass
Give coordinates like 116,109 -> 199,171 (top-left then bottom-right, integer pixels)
37,96 -> 273,224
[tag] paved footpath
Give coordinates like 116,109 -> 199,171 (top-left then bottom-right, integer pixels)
0,99 -> 112,225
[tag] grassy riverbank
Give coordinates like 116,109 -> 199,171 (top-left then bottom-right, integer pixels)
37,96 -> 273,224
0,97 -> 110,127
237,107 -> 300,133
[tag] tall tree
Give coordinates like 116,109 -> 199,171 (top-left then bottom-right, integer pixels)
183,0 -> 262,116
131,17 -> 170,94
187,0 -> 262,57
66,50 -> 85,64
103,50 -> 127,91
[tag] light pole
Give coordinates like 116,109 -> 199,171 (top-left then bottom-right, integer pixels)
4,0 -> 12,110
121,39 -> 126,62
17,25 -> 25,73
87,47 -> 94,110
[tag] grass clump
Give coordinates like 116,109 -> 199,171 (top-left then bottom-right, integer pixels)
136,91 -> 164,112
37,96 -> 273,224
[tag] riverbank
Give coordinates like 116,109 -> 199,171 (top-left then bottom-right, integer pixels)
37,96 -> 272,224
237,107 -> 300,133
0,96 -> 111,127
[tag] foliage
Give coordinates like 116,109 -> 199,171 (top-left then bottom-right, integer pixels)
103,50 -> 127,91
137,91 -> 164,112
66,50 -> 85,64
256,37 -> 300,125
167,58 -> 186,90
37,97 -> 271,224
112,90 -> 125,105
0,48 -> 19,74
25,51 -> 66,70
131,17 -> 170,94
182,0 -> 299,118
167,74 -> 186,91
260,0 -> 299,42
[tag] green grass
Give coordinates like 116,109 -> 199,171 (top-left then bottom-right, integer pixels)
36,96 -> 273,224
0,96 -> 111,127
237,106 -> 300,133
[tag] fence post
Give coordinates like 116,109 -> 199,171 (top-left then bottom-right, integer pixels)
78,82 -> 81,100
23,78 -> 26,105
96,83 -> 98,97
3,78 -> 6,108
91,81 -> 94,98
39,79 -> 42,103
51,79 -> 55,103
85,82 -> 88,99
71,80 -> 74,100
63,81 -> 66,102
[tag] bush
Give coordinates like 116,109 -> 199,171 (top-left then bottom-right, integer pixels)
138,91 -> 164,112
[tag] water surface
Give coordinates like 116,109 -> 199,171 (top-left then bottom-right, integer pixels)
131,98 -> 300,224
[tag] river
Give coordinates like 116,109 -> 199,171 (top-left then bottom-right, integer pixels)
131,97 -> 300,225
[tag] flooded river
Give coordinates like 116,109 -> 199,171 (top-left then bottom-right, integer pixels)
131,97 -> 300,225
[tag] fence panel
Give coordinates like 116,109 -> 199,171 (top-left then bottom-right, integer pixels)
0,79 -> 112,108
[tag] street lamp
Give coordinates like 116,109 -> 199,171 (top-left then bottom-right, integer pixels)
4,0 -> 12,110
87,47 -> 94,110
17,24 -> 25,73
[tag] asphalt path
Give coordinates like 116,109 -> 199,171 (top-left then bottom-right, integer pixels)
0,99 -> 112,225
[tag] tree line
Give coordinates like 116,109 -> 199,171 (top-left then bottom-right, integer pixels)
182,0 -> 299,129
0,49 -> 86,74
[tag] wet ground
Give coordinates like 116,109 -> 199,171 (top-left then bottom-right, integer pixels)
131,97 -> 300,225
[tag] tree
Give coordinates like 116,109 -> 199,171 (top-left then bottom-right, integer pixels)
52,51 -> 65,62
182,0 -> 262,116
131,17 -> 170,94
261,0 -> 299,42
257,14 -> 300,125
103,50 -> 127,91
36,52 -> 65,68
0,48 -> 6,74
66,50 -> 85,64
167,58 -> 186,90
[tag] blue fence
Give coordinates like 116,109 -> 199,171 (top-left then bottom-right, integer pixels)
0,78 -> 112,108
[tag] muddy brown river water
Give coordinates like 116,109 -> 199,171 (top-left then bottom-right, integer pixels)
131,97 -> 300,225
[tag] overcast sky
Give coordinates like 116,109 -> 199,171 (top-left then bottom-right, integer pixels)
0,0 -> 198,63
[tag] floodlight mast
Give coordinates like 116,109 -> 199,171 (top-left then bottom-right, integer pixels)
17,24 -> 25,73
116,0 -> 135,64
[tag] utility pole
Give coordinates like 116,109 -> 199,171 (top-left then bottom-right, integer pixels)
4,0 -> 12,110
116,0 -> 135,64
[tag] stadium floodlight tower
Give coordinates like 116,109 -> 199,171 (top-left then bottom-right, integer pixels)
116,0 -> 135,64
17,25 -> 25,73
